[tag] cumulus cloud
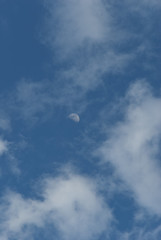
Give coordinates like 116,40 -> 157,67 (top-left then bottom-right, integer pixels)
97,80 -> 161,215
0,171 -> 112,240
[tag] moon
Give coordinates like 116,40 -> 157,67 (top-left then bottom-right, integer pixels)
68,113 -> 80,122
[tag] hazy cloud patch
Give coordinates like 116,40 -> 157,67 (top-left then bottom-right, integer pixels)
43,0 -> 111,56
0,138 -> 8,156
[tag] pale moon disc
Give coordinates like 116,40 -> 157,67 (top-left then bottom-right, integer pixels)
68,113 -> 80,122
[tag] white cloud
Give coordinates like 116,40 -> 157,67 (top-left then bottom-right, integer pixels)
97,80 -> 161,215
0,171 -> 112,240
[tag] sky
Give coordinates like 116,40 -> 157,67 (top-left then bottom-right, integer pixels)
0,0 -> 161,239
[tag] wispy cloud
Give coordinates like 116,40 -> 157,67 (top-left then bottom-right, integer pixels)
0,170 -> 112,240
116,219 -> 161,240
128,0 -> 161,8
40,0 -> 133,111
97,80 -> 161,215
15,79 -> 55,122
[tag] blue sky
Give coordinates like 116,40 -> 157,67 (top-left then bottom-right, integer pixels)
0,0 -> 161,239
